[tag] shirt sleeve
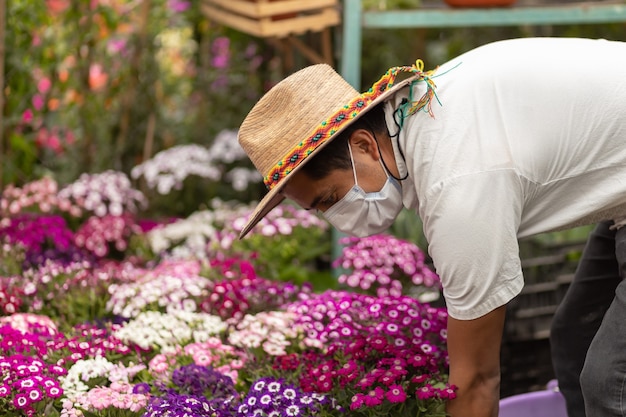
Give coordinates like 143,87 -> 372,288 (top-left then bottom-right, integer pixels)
421,169 -> 525,320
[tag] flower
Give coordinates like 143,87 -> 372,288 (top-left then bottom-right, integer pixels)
0,214 -> 85,267
106,260 -> 211,318
0,177 -> 456,417
334,234 -> 441,299
171,364 -> 237,398
58,170 -> 147,217
0,177 -> 79,218
238,377 -> 328,417
228,311 -> 304,356
130,132 -> 260,196
112,310 -> 227,352
385,384 -> 407,403
74,214 -> 141,258
131,144 -> 221,195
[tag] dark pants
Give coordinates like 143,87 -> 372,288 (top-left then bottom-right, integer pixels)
550,221 -> 626,417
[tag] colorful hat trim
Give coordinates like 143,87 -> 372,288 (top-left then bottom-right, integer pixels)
262,60 -> 439,191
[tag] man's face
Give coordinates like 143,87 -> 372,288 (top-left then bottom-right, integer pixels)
281,145 -> 388,213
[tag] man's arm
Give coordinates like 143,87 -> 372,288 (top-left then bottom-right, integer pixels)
445,305 -> 507,417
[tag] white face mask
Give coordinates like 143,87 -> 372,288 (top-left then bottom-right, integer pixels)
323,144 -> 404,237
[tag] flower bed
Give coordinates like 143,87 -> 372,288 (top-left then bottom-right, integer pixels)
0,167 -> 453,416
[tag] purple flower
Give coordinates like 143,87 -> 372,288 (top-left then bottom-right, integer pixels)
132,382 -> 152,395
172,364 -> 237,399
238,377 -> 327,417
144,391 -> 216,417
211,37 -> 230,70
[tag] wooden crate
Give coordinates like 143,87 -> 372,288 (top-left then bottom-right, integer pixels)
202,0 -> 340,38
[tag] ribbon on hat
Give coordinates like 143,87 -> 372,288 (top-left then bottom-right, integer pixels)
263,60 -> 439,191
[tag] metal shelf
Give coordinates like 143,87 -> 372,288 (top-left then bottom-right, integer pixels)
340,0 -> 626,86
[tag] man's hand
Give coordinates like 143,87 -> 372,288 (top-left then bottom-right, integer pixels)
445,305 -> 507,417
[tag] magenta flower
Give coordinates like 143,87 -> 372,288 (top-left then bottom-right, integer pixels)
355,375 -> 376,390
386,384 -> 407,403
337,360 -> 358,376
13,393 -> 30,409
440,386 -> 458,399
316,374 -> 334,393
369,334 -> 388,351
350,393 -> 365,410
378,370 -> 402,386
363,386 -> 384,407
27,387 -> 42,402
168,0 -> 190,12
211,37 -> 230,69
417,384 -> 436,400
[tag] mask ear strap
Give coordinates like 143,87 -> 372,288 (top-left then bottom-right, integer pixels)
346,143 -> 359,186
362,119 -> 409,182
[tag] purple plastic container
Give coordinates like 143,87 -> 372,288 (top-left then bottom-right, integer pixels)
499,380 -> 568,417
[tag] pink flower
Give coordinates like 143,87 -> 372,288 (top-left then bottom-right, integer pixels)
37,78 -> 51,94
111,391 -> 128,408
107,38 -> 127,55
21,109 -> 33,124
150,361 -> 169,374
193,352 -> 212,366
32,94 -> 44,111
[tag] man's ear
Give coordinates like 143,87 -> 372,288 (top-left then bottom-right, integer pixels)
348,129 -> 381,159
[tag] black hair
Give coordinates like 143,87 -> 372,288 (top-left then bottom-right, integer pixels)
301,103 -> 388,180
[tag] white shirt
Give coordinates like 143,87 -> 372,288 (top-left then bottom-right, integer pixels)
383,37 -> 626,320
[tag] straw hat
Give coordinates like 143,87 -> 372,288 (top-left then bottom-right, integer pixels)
237,61 -> 436,238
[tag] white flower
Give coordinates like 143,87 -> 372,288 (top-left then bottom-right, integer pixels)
131,144 -> 222,194
58,170 -> 146,215
228,311 -> 303,355
61,357 -> 116,399
106,271 -> 211,318
225,167 -> 262,191
113,310 -> 227,352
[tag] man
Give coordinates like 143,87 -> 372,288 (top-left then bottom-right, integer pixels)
236,37 -> 626,416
